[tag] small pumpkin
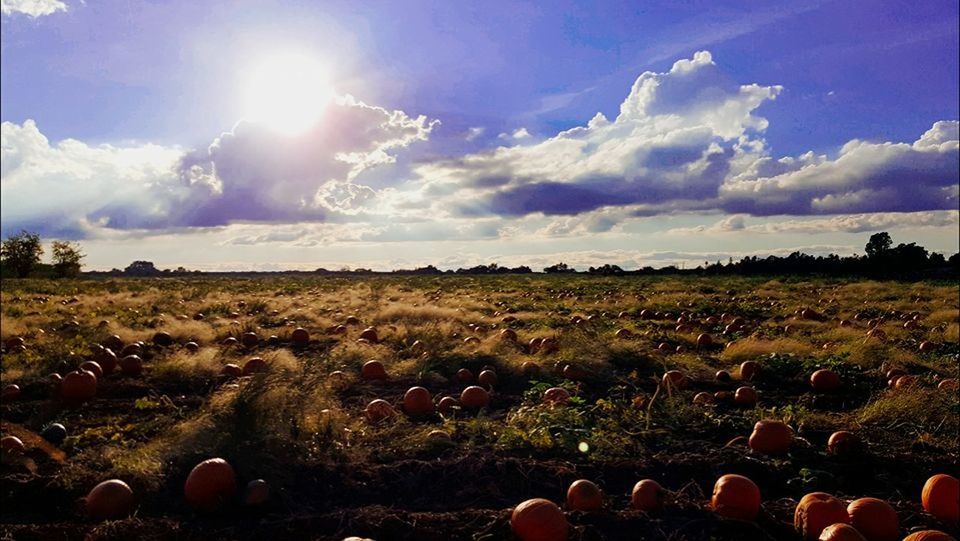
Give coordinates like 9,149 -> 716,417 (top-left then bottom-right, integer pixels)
566,479 -> 603,512
437,396 -> 458,414
631,479 -> 664,512
220,364 -> 242,378
184,458 -> 237,512
478,369 -> 498,387
291,327 -> 309,345
455,368 -> 474,384
241,332 -> 259,348
711,474 -> 761,521
153,331 -> 173,347
402,387 -> 434,417
795,492 -> 850,540
661,370 -> 687,390
827,431 -> 863,457
734,386 -> 758,407
739,361 -> 759,381
120,355 -> 143,376
697,333 -> 713,348
846,497 -> 899,541
810,369 -> 842,392
715,370 -> 732,382
86,479 -> 135,520
460,386 -> 490,409
242,357 -> 267,376
819,523 -> 867,541
243,479 -> 270,506
749,419 -> 793,455
361,360 -> 387,380
693,392 -> 714,405
61,369 -> 97,401
1,435 -> 25,455
364,399 -> 395,423
543,387 -> 571,405
922,474 -> 959,525
510,498 -> 569,541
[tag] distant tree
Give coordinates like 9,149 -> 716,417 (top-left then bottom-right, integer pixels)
1,230 -> 44,278
124,260 -> 160,276
865,232 -> 892,258
544,262 -> 575,273
51,240 -> 85,278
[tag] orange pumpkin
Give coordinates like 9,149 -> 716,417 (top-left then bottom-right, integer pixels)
693,392 -> 714,405
510,498 -> 569,541
86,479 -> 135,520
543,387 -> 571,405
902,531 -> 956,541
359,327 -> 379,343
437,396 -> 458,414
749,420 -> 794,455
521,361 -> 541,377
364,399 -> 395,423
500,328 -> 518,342
819,523 -> 867,541
243,479 -> 270,506
478,369 -> 498,387
120,355 -> 143,376
811,369 -> 842,392
846,497 -> 899,541
184,458 -> 237,512
95,347 -> 118,374
1,435 -> 25,454
734,386 -> 758,407
291,327 -> 309,345
242,357 -> 267,376
361,360 -> 387,380
460,386 -> 490,409
631,479 -> 664,512
455,368 -> 474,383
61,369 -> 97,401
402,387 -> 434,417
711,474 -> 761,521
241,332 -> 259,348
740,361 -> 759,381
922,474 -> 959,525
566,479 -> 603,511
661,370 -> 687,390
715,370 -> 732,382
79,361 -> 103,379
795,492 -> 850,540
827,431 -> 862,457
697,333 -> 714,348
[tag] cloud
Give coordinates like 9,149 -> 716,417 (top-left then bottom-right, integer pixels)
465,127 -> 485,141
667,210 -> 960,235
406,51 -> 957,221
1,0 -> 65,17
498,127 -> 532,140
1,95 -> 438,235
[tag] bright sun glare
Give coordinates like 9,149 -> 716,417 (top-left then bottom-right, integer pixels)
242,53 -> 333,135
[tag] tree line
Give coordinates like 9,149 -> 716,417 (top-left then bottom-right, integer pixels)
1,230 -> 957,279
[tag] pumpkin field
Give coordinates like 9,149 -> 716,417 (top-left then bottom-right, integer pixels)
0,275 -> 958,541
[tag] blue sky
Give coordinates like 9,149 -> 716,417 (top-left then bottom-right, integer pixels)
1,0 -> 958,270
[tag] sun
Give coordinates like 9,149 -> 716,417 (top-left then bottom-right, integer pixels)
242,53 -> 333,135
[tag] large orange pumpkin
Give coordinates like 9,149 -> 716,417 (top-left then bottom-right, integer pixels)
86,479 -> 135,520
402,387 -> 434,417
902,531 -> 956,541
846,497 -> 899,541
184,458 -> 237,512
364,399 -> 395,423
510,498 -> 569,541
361,360 -> 387,380
819,523 -> 867,541
631,479 -> 664,512
566,479 -> 603,512
795,492 -> 850,540
460,386 -> 490,409
922,474 -> 959,525
749,419 -> 794,455
711,474 -> 761,521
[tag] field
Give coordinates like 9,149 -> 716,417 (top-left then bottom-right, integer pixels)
1,275 -> 958,541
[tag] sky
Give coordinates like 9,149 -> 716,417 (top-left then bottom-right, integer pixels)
1,0 -> 958,271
